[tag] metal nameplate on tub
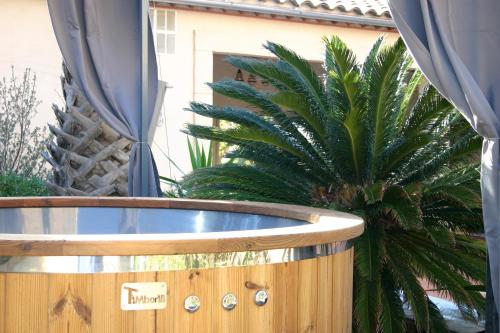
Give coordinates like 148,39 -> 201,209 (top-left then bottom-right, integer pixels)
121,282 -> 167,311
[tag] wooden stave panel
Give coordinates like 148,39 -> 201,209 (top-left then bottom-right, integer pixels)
155,271 -> 175,333
331,248 -> 354,333
0,251 -> 353,333
91,273 -> 118,332
173,268 -> 214,333
47,274 -> 92,332
132,272 -> 157,333
272,261 -> 294,332
211,263 -> 246,333
4,274 -> 49,333
317,255 -> 334,332
0,273 -> 5,333
244,263 -> 275,333
298,258 -> 319,332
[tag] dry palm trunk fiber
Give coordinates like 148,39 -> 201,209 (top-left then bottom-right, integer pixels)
44,65 -> 131,196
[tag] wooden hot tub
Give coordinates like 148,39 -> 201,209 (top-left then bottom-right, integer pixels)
0,197 -> 363,333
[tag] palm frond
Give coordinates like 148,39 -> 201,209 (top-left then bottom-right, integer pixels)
393,233 -> 485,319
379,134 -> 432,179
377,185 -> 422,229
225,144 -> 327,184
226,55 -> 327,139
397,70 -> 424,127
379,269 -> 406,333
210,80 -> 333,172
367,38 -> 408,181
354,273 -> 381,333
183,164 -> 312,205
427,299 -> 449,332
398,130 -> 480,184
387,248 -> 430,332
265,41 -> 329,116
324,36 -> 369,183
354,223 -> 385,280
361,36 -> 384,81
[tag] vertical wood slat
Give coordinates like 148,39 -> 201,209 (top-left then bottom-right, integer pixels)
4,274 -> 49,333
272,261 -> 287,333
156,271 -> 175,333
114,272 -> 136,333
245,263 -> 274,333
211,265 -> 245,333
0,273 -> 5,333
0,250 -> 353,333
70,274 -> 93,332
111,272 -> 159,333
48,274 -> 92,332
173,268 -> 214,333
286,261 -> 300,333
92,273 -> 117,333
332,248 -> 354,333
317,255 -> 333,332
132,273 -> 157,333
297,258 -> 319,333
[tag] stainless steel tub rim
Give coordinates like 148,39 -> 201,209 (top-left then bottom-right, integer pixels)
0,241 -> 351,273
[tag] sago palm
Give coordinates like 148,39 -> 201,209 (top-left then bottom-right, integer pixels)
182,37 -> 485,332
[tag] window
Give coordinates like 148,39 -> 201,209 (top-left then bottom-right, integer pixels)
150,9 -> 175,55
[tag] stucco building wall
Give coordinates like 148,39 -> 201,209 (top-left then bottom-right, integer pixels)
0,0 -> 61,127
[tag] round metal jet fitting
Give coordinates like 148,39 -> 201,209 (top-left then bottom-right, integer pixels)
184,295 -> 201,313
254,290 -> 268,306
222,293 -> 237,311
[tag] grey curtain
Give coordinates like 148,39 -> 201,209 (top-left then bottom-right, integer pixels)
388,0 -> 500,314
47,0 -> 161,196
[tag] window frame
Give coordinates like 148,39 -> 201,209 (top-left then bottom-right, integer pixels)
150,9 -> 176,55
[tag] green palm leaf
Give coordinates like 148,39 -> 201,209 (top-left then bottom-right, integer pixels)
367,39 -> 408,181
387,248 -> 430,332
265,41 -> 329,117
354,274 -> 381,333
380,269 -> 406,333
324,36 -> 368,183
378,185 -> 422,229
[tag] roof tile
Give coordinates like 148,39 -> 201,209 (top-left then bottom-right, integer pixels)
262,0 -> 390,17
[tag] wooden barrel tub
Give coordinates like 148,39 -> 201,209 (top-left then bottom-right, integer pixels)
0,197 -> 363,333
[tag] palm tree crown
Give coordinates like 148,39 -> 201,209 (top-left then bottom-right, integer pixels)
182,37 -> 485,332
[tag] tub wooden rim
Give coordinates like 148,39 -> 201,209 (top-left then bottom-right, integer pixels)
0,197 -> 364,256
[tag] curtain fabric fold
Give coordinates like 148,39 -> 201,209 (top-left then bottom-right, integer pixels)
47,0 -> 161,196
388,0 -> 500,316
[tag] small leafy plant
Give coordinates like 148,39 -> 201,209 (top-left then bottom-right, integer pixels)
188,137 -> 212,169
160,137 -> 213,197
0,172 -> 48,197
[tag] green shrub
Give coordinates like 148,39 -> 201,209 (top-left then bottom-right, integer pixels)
0,172 -> 49,197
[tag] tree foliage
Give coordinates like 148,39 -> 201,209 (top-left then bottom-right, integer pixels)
0,68 -> 48,178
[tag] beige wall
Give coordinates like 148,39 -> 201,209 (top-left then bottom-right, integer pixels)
154,8 -> 398,179
0,1 -> 398,182
0,0 -> 61,126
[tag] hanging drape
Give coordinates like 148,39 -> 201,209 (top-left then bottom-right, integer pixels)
388,0 -> 500,316
47,0 -> 161,196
